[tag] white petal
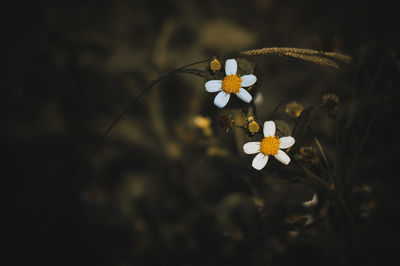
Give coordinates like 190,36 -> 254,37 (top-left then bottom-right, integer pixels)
263,121 -> 276,137
252,153 -> 269,170
241,74 -> 257,87
279,136 -> 295,149
274,150 -> 291,165
243,142 -> 260,154
225,59 -> 237,75
205,80 -> 222,92
302,193 -> 318,207
213,91 -> 230,108
236,88 -> 252,103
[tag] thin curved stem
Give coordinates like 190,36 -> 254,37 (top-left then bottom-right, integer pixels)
44,58 -> 210,230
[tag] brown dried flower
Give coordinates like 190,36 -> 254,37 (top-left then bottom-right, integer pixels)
321,93 -> 339,119
298,145 -> 319,165
284,101 -> 303,118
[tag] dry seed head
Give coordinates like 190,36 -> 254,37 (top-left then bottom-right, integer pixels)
321,93 -> 339,119
239,47 -> 352,69
298,145 -> 319,164
285,101 -> 303,118
210,58 -> 221,72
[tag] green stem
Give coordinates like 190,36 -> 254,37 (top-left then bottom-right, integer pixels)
314,137 -> 336,189
334,116 -> 340,191
340,98 -> 382,192
296,160 -> 331,189
269,97 -> 288,119
366,55 -> 384,95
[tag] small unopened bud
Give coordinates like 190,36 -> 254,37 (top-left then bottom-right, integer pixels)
210,57 -> 221,72
321,93 -> 339,119
248,121 -> 259,134
246,116 -> 259,134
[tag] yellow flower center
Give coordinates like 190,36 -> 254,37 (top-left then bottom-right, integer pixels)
222,74 -> 242,94
260,136 -> 281,155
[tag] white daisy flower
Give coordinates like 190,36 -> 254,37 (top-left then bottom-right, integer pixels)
243,120 -> 295,170
205,59 -> 257,108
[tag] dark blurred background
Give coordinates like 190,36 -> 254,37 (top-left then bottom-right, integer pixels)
5,0 -> 400,265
